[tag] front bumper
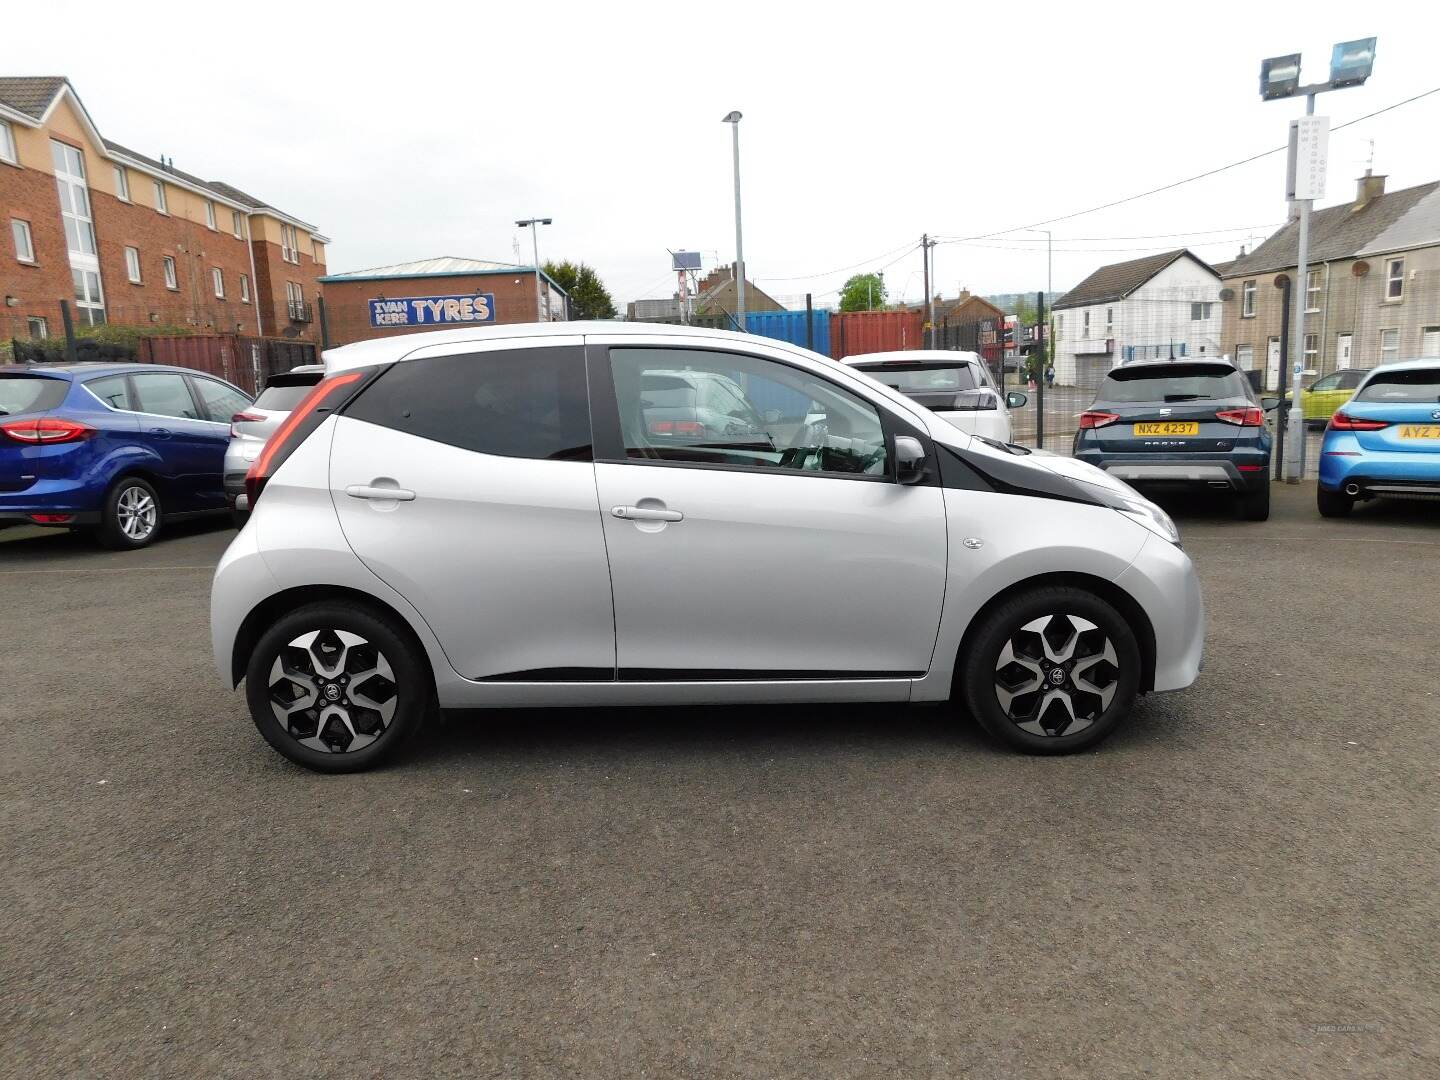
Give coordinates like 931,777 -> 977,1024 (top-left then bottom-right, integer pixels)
1114,533 -> 1205,693
1075,451 -> 1268,492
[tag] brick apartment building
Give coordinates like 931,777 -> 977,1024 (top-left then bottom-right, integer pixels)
319,257 -> 569,347
1,76 -> 328,345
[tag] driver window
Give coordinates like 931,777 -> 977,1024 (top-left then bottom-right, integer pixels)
608,347 -> 888,477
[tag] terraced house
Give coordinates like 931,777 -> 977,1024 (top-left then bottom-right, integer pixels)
1219,172 -> 1440,389
0,76 -> 328,344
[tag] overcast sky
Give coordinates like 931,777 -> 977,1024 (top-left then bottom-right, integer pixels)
16,2 -> 1440,309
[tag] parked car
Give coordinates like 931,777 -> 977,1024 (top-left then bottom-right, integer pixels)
1,362 -> 251,548
213,323 -> 1203,772
1286,367 -> 1371,426
225,365 -> 324,525
1072,359 -> 1277,521
1316,360 -> 1440,517
840,350 -> 1027,442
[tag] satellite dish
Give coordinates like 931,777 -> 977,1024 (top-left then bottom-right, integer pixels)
281,326 -> 300,339
1273,274 -> 1290,290
1352,261 -> 1370,277
1218,287 -> 1235,301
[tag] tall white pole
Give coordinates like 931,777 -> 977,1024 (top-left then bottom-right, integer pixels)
1285,94 -> 1315,483
730,117 -> 746,331
530,221 -> 544,322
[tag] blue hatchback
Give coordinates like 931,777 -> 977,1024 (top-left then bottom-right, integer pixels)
0,362 -> 253,548
1317,360 -> 1440,517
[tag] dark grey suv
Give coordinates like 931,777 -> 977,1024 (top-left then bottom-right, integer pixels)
1072,360 -> 1278,521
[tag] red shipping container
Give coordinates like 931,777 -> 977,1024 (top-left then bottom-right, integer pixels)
829,310 -> 925,358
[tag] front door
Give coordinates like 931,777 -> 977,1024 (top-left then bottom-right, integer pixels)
1266,337 -> 1281,391
589,341 -> 947,683
329,339 -> 615,681
127,370 -> 221,510
1337,333 -> 1354,369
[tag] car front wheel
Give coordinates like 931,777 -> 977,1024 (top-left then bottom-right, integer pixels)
244,601 -> 429,773
961,586 -> 1141,754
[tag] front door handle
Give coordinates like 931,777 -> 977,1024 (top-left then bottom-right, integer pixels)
346,484 -> 416,502
611,505 -> 683,522
148,427 -> 172,439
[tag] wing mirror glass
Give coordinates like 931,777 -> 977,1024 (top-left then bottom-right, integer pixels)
1006,391 -> 1028,409
894,435 -> 927,485
1261,396 -> 1281,411
949,389 -> 997,411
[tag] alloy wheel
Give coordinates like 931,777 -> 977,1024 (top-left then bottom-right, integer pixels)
116,485 -> 157,542
267,629 -> 398,753
992,614 -> 1120,737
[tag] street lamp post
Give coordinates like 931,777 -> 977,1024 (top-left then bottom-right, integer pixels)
1259,37 -> 1376,483
722,111 -> 745,331
515,217 -> 553,322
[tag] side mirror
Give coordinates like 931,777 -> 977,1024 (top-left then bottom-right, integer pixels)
762,408 -> 782,424
949,389 -> 998,411
1006,391 -> 1029,409
894,435 -> 927,485
1261,396 -> 1281,411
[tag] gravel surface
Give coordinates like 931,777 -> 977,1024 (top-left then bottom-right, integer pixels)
2,485 -> 1437,1078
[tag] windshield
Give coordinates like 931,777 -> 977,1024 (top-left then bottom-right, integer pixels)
1355,368 -> 1440,403
0,374 -> 69,416
253,383 -> 318,411
857,364 -> 977,394
1096,364 -> 1251,404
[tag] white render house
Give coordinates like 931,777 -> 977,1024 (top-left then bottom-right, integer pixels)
1051,249 -> 1223,385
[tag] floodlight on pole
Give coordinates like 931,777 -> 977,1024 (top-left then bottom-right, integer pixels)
722,111 -> 745,331
515,217 -> 553,322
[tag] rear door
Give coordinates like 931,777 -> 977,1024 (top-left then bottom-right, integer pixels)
329,338 -> 615,681
1348,367 -> 1440,453
188,375 -> 253,506
1087,364 -> 1257,454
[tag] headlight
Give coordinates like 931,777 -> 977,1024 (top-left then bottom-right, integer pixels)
1116,497 -> 1180,545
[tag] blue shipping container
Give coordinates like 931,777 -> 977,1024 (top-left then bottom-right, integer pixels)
745,309 -> 831,359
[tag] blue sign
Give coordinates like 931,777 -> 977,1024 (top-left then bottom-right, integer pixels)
369,292 -> 496,328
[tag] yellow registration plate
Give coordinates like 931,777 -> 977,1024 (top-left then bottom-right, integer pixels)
1398,425 -> 1440,439
1133,422 -> 1199,436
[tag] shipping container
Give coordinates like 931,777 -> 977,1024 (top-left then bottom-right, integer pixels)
830,311 -> 925,359
137,334 -> 317,394
745,309 -> 831,358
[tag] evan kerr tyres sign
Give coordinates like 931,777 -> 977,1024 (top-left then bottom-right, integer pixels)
369,293 -> 496,328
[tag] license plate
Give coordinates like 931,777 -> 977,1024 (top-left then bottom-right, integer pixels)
1133,422 -> 1199,436
1398,425 -> 1440,439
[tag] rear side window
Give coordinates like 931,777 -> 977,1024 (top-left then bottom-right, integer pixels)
253,383 -> 319,411
1097,364 -> 1251,403
84,374 -> 133,410
344,346 -> 592,461
191,377 -> 252,422
858,364 -> 977,394
0,375 -> 69,415
1355,368 -> 1440,402
131,372 -> 201,419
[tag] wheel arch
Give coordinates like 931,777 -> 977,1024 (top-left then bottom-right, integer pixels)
230,583 -> 436,690
952,571 -> 1157,695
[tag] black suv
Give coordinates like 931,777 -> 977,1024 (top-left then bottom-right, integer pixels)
1072,360 -> 1278,521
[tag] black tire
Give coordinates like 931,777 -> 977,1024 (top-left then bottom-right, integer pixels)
1317,486 -> 1354,518
1238,481 -> 1271,522
961,586 -> 1141,755
244,600 -> 430,773
97,476 -> 162,549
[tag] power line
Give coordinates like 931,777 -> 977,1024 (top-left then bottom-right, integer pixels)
936,223 -> 1282,244
755,239 -> 920,283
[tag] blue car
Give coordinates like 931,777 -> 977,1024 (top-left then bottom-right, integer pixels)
1317,360 -> 1440,517
0,362 -> 253,548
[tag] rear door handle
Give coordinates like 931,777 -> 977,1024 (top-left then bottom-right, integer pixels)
148,427 -> 172,439
611,505 -> 683,522
346,484 -> 416,502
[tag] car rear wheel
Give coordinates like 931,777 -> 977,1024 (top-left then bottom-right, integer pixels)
1238,481 -> 1270,522
97,476 -> 162,549
1317,486 -> 1354,518
244,601 -> 430,773
961,586 -> 1141,755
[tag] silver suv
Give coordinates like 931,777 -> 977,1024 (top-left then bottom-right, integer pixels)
212,323 -> 1203,772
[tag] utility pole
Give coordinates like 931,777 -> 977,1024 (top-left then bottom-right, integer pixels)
515,217 -> 552,322
921,234 -> 935,348
1035,290 -> 1046,450
723,111 -> 746,331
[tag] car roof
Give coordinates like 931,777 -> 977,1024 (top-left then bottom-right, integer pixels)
841,350 -> 981,366
1363,359 -> 1440,375
0,361 -> 207,379
1113,358 -> 1237,372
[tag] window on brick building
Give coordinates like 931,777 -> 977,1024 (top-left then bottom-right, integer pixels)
27,316 -> 48,339
212,267 -> 225,299
280,224 -> 300,264
113,165 -> 130,202
1385,257 -> 1405,301
240,273 -> 250,303
0,120 -> 15,164
153,180 -> 168,214
204,199 -> 216,230
232,210 -> 243,239
11,219 -> 34,263
163,256 -> 177,290
125,246 -> 141,283
1242,280 -> 1257,317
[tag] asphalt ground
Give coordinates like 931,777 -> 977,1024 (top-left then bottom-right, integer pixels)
2,484 -> 1438,1078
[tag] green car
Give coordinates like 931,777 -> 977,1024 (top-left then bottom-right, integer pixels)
1286,368 -> 1371,425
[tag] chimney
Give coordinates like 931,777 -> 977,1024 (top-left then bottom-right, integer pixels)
1353,169 -> 1387,211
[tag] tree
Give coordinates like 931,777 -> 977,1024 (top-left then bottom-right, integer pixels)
542,260 -> 617,320
838,272 -> 887,312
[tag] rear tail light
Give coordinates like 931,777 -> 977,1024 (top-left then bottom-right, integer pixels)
648,420 -> 707,437
0,416 -> 95,444
1216,407 -> 1264,426
230,410 -> 264,438
1328,411 -> 1390,431
245,371 -> 367,507
1078,411 -> 1120,429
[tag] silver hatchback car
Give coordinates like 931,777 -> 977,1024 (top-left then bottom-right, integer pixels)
224,365 -> 324,524
213,323 -> 1203,772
